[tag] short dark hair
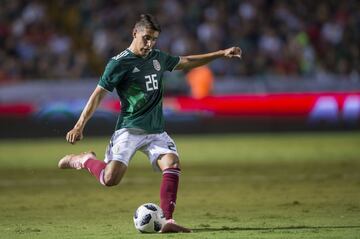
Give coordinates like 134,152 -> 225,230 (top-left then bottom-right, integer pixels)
134,14 -> 161,32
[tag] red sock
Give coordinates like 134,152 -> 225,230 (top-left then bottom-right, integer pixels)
84,159 -> 107,185
160,168 -> 180,220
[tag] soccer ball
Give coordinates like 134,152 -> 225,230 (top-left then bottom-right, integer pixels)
133,203 -> 166,233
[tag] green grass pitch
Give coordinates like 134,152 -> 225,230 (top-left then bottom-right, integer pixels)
0,132 -> 359,239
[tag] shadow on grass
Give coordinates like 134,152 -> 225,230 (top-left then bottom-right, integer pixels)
193,225 -> 360,233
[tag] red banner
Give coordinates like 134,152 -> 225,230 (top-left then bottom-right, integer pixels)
166,92 -> 360,119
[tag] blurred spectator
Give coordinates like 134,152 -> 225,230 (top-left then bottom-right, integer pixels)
186,65 -> 214,99
0,0 -> 359,82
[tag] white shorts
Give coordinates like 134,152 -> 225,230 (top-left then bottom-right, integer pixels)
104,128 -> 179,171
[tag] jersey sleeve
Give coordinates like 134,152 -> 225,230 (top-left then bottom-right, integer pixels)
98,60 -> 127,92
162,52 -> 180,72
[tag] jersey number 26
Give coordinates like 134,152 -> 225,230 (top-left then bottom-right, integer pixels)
145,74 -> 158,91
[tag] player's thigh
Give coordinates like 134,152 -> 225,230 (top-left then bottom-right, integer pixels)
141,132 -> 180,171
104,129 -> 142,167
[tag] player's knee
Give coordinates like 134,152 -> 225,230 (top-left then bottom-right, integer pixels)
164,157 -> 181,170
103,172 -> 122,187
103,161 -> 127,186
168,161 -> 180,169
158,154 -> 181,171
172,156 -> 181,168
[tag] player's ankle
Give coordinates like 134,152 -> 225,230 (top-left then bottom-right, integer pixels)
81,153 -> 96,167
165,219 -> 176,224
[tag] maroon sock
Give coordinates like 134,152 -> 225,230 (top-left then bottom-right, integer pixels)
84,159 -> 107,185
160,168 -> 181,220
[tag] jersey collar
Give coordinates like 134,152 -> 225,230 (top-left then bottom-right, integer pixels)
126,48 -> 153,59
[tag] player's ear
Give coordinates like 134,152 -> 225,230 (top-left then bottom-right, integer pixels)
132,28 -> 137,38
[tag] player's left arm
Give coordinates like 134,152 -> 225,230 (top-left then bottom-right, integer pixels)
174,47 -> 242,71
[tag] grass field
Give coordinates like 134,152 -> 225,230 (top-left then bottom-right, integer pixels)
0,132 -> 360,239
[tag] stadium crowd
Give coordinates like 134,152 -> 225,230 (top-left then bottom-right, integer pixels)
0,0 -> 359,82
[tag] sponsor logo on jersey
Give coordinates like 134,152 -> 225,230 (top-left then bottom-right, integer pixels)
153,59 -> 161,71
132,67 -> 140,73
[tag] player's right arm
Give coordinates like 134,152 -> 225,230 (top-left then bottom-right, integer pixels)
66,86 -> 108,144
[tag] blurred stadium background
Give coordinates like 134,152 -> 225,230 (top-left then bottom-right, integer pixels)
0,0 -> 359,136
1,1 -> 360,238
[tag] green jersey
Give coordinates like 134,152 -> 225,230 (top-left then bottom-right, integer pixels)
98,48 -> 180,133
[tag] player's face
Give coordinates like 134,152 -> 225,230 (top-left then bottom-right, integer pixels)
133,27 -> 159,57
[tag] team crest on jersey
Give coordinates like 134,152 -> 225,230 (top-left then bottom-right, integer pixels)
153,60 -> 161,71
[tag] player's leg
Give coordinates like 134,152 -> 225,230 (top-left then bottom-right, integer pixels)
142,132 -> 191,233
58,152 -> 127,186
102,160 -> 127,186
157,153 -> 181,220
58,151 -> 107,183
157,153 -> 190,233
58,129 -> 136,186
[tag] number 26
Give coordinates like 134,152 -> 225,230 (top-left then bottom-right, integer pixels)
145,74 -> 158,91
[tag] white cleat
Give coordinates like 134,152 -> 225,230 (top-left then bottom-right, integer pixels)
160,219 -> 192,233
58,152 -> 96,170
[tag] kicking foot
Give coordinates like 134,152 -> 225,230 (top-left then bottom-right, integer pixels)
160,219 -> 191,233
58,152 -> 96,170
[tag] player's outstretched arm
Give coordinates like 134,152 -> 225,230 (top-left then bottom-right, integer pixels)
66,86 -> 108,144
174,46 -> 242,71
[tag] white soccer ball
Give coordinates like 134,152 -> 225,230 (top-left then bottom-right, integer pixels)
133,203 -> 166,233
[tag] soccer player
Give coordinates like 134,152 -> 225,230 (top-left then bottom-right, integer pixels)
58,14 -> 241,233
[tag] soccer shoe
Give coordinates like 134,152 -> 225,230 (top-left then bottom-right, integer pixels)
58,151 -> 96,170
160,219 -> 192,233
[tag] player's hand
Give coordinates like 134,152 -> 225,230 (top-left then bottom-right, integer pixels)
223,47 -> 242,59
66,128 -> 83,144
